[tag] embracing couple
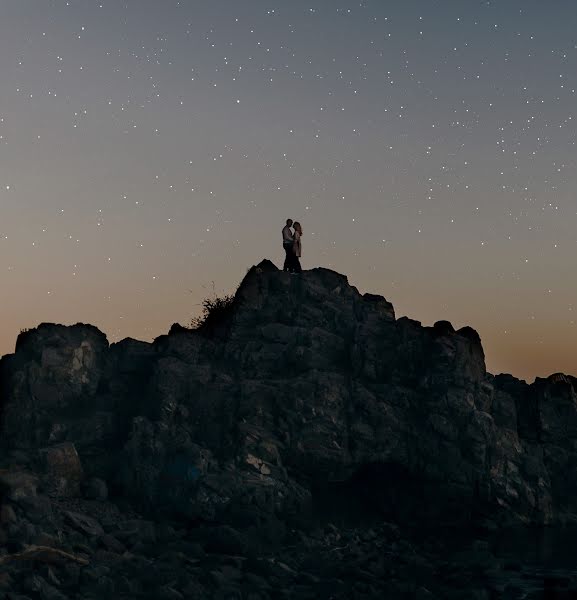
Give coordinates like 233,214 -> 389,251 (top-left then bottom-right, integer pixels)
281,219 -> 303,274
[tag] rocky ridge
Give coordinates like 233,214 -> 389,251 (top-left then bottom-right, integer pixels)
1,260 -> 577,599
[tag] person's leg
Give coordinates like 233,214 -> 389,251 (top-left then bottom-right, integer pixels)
286,246 -> 297,272
293,256 -> 302,273
283,245 -> 292,271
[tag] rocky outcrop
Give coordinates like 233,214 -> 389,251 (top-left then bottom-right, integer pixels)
1,260 -> 577,598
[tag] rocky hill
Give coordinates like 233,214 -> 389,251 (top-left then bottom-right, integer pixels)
1,260 -> 577,599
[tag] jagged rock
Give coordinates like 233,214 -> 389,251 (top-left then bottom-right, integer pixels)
0,470 -> 38,501
0,262 -> 575,528
39,442 -> 83,497
17,494 -> 52,523
63,511 -> 104,537
1,260 -> 577,599
0,324 -> 108,450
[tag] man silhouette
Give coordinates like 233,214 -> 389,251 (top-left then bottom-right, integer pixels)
282,218 -> 294,272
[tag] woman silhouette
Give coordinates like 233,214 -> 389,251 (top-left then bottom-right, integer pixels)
292,221 -> 303,274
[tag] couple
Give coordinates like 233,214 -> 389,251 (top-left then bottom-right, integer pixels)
281,219 -> 303,273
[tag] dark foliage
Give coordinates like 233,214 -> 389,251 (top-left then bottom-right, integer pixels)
190,293 -> 236,331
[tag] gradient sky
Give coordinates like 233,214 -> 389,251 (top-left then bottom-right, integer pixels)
0,0 -> 576,382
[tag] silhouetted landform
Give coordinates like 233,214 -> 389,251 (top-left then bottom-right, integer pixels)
1,260 -> 577,598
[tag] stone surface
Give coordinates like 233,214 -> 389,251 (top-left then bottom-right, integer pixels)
63,511 -> 104,537
0,260 -> 576,599
0,470 -> 39,501
39,442 -> 83,497
82,477 -> 108,501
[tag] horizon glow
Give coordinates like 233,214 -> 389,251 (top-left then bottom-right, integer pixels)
1,0 -> 576,383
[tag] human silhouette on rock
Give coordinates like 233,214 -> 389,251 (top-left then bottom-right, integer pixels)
282,218 -> 294,272
291,221 -> 303,273
281,219 -> 303,273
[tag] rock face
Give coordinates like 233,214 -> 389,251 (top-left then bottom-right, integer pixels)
3,260 -> 577,598
1,260 -> 576,532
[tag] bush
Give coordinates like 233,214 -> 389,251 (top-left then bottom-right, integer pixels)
190,293 -> 236,331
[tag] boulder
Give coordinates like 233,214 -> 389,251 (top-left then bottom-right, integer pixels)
63,511 -> 104,537
39,442 -> 83,497
0,470 -> 39,501
0,324 -> 108,449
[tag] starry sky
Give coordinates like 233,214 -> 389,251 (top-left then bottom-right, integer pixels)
0,0 -> 576,382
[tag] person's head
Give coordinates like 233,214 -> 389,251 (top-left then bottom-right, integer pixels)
286,218 -> 293,227
293,221 -> 302,234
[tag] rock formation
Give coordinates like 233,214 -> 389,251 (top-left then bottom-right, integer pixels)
1,260 -> 577,599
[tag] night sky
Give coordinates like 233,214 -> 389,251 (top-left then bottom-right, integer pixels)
1,1 -> 576,382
